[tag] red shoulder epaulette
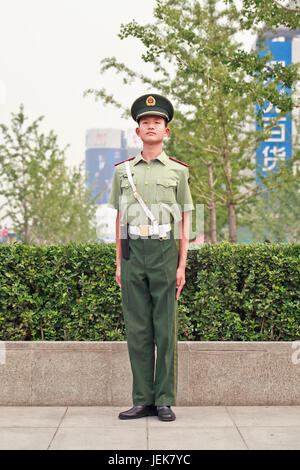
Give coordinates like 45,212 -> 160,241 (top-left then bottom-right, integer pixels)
168,156 -> 190,167
114,156 -> 135,166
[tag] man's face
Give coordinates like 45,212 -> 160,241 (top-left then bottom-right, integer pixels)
136,115 -> 170,144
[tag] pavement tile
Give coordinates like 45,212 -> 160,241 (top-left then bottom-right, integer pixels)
148,426 -> 247,450
227,406 -> 300,427
61,406 -> 146,428
148,407 -> 235,428
0,427 -> 56,450
0,406 -> 299,450
49,426 -> 148,450
239,426 -> 300,450
0,406 -> 66,427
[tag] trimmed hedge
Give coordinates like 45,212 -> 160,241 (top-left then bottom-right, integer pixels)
0,242 -> 299,341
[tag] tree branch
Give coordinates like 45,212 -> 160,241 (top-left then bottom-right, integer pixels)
236,181 -> 285,204
272,0 -> 300,12
195,182 -> 227,203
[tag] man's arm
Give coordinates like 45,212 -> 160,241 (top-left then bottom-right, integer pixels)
176,211 -> 190,300
116,210 -> 121,287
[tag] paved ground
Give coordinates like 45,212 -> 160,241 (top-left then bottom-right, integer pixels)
0,406 -> 300,450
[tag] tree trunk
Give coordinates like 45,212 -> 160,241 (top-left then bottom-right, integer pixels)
207,161 -> 217,244
219,103 -> 238,243
228,201 -> 237,243
21,144 -> 30,244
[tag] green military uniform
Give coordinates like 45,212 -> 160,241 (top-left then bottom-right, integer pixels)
108,94 -> 194,408
109,150 -> 193,227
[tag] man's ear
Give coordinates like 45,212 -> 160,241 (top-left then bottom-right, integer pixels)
136,127 -> 141,137
164,127 -> 170,138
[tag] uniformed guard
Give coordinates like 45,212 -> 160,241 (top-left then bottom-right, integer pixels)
108,94 -> 194,422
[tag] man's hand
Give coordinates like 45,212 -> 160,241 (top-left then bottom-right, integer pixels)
116,265 -> 121,288
176,266 -> 186,300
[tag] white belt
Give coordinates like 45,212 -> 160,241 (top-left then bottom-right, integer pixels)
129,223 -> 171,238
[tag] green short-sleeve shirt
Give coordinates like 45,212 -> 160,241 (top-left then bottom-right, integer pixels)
108,150 -> 194,225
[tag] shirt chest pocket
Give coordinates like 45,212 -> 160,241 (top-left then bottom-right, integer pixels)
120,177 -> 137,202
156,178 -> 177,204
121,178 -> 131,191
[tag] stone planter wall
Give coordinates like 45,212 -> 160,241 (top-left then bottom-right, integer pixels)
0,341 -> 300,406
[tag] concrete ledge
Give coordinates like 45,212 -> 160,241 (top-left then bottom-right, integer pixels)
0,341 -> 300,405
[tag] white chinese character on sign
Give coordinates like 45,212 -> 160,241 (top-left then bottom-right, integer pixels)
262,145 -> 287,172
263,117 -> 287,143
263,103 -> 281,114
268,60 -> 286,68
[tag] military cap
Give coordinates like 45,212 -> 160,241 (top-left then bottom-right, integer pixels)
131,94 -> 174,123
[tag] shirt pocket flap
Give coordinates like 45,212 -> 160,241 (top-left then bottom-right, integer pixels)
156,178 -> 177,188
121,179 -> 130,188
121,176 -> 137,189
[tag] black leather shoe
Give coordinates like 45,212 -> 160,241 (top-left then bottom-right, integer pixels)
157,406 -> 176,421
119,405 -> 157,420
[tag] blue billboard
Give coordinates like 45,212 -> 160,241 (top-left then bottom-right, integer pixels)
85,148 -> 127,204
256,40 -> 292,183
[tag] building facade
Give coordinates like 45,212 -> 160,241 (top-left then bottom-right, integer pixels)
85,128 -> 141,242
256,28 -> 300,182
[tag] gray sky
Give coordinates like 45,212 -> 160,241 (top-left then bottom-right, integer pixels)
0,0 -> 257,228
0,0 -> 255,170
0,0 -> 157,169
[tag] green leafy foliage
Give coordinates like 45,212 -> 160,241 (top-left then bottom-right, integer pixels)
225,0 -> 300,31
85,0 -> 300,244
238,178 -> 300,243
184,243 -> 300,340
0,243 -> 123,341
0,242 -> 299,341
0,105 -> 100,244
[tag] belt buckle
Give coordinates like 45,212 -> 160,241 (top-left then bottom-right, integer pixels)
139,225 -> 149,236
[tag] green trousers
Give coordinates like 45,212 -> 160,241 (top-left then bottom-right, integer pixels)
121,231 -> 179,406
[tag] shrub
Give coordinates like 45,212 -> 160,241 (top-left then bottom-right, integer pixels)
0,242 -> 299,341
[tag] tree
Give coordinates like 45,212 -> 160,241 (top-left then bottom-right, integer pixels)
239,104 -> 300,243
0,105 -> 99,244
85,0 -> 299,243
225,0 -> 300,30
223,0 -> 300,115
238,179 -> 300,242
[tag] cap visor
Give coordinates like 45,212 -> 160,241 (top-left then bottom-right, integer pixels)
136,110 -> 169,121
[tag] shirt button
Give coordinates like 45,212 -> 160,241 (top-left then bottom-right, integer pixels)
145,199 -> 148,202
145,181 -> 148,185
166,183 -> 169,186
147,166 -> 150,169
125,184 -> 128,187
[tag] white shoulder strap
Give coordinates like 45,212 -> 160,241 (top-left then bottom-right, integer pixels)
124,160 -> 159,232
